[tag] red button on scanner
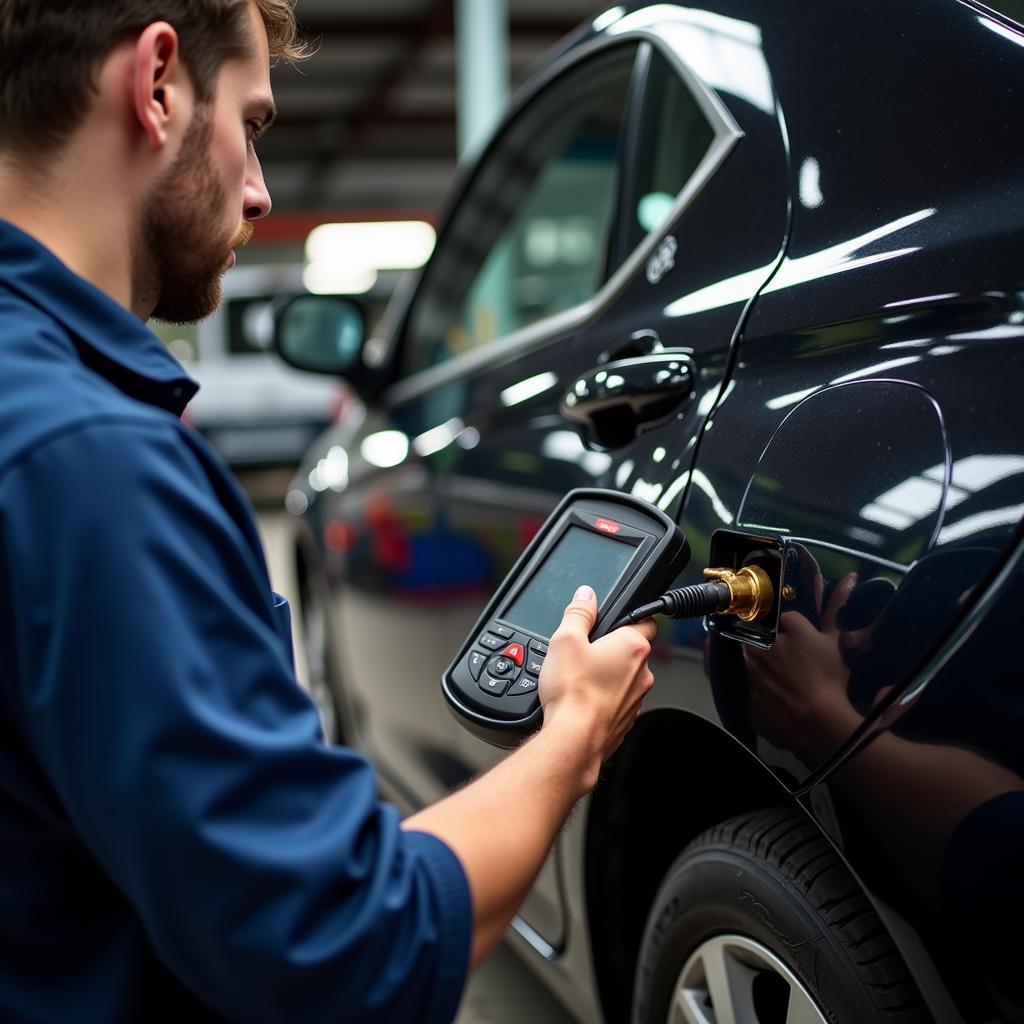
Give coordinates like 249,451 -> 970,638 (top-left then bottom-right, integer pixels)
501,643 -> 525,666
595,518 -> 621,535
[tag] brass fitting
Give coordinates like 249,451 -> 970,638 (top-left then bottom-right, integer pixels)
703,565 -> 774,622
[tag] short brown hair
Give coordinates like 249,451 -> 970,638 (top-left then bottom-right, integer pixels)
0,0 -> 308,155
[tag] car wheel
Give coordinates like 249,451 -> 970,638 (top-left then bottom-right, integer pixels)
632,808 -> 928,1024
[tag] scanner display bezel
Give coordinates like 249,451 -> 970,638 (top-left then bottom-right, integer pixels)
442,488 -> 690,747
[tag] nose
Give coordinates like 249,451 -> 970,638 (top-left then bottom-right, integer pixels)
244,152 -> 272,221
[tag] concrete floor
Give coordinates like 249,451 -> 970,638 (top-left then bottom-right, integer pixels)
255,506 -> 576,1024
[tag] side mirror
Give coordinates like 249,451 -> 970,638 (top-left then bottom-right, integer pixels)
274,294 -> 366,376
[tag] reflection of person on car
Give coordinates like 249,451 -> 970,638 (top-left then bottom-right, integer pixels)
349,493 -> 493,599
743,555 -> 1024,1016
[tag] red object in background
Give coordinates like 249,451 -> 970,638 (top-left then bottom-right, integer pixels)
366,493 -> 413,573
253,209 -> 439,246
518,516 -> 545,550
324,521 -> 357,553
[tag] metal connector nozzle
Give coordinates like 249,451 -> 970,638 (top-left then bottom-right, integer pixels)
703,565 -> 774,622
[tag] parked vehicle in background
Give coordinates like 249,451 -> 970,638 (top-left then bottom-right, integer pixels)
183,265 -> 347,468
277,2 -> 1024,1022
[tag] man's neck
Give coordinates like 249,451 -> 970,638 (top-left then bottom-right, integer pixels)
0,155 -> 143,321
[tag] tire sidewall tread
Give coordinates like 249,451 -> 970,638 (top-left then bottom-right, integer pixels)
632,808 -> 929,1024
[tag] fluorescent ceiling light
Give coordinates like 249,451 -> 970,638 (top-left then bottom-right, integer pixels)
306,221 -> 437,271
303,261 -> 377,296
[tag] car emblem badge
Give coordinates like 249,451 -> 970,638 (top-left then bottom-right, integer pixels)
646,236 -> 678,285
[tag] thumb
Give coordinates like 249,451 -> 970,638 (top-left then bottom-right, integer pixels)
823,572 -> 858,634
556,584 -> 597,639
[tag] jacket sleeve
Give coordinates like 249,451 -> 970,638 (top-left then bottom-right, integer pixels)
0,418 -> 471,1024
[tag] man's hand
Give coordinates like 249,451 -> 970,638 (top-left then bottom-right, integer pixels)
402,583 -> 656,967
540,585 -> 656,795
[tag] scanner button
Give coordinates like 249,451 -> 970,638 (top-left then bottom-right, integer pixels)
489,657 -> 515,677
479,633 -> 504,651
525,655 -> 545,677
492,625 -> 515,639
467,650 -> 488,681
530,641 -> 548,657
501,643 -> 525,666
508,676 -> 538,697
479,675 -> 511,697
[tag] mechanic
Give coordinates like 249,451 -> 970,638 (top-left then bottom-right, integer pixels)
0,2 -> 656,1021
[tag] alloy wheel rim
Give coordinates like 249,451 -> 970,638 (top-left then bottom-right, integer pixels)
668,934 -> 829,1024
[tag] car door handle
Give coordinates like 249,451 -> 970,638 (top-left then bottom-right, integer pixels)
560,353 -> 695,449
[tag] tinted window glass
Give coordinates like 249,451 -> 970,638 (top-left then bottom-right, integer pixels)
403,44 -> 639,375
624,49 -> 715,254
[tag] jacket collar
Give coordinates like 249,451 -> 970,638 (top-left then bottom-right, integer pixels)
0,218 -> 198,416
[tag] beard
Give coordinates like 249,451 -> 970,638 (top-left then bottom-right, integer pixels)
139,108 -> 252,325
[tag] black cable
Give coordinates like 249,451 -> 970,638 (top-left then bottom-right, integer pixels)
612,581 -> 732,630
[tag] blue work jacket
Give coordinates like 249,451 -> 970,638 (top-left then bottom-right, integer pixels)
0,219 -> 471,1023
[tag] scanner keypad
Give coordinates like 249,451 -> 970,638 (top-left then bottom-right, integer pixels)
467,625 -> 543,701
478,675 -> 512,697
467,650 -> 488,680
507,676 -> 538,697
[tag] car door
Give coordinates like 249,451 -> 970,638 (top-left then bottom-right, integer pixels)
315,12 -> 788,949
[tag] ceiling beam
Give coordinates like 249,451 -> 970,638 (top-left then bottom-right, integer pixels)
296,16 -> 582,42
298,0 -> 455,202
269,113 -> 455,131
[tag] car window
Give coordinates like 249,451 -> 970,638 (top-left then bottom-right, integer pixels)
403,43 -> 640,376
622,49 -> 715,255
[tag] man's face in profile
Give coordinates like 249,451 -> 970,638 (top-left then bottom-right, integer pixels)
143,1 -> 273,325
142,108 -> 246,324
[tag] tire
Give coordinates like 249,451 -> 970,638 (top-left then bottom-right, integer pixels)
632,808 -> 929,1024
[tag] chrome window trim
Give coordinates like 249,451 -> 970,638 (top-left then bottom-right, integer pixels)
383,23 -> 745,407
964,0 -> 1024,31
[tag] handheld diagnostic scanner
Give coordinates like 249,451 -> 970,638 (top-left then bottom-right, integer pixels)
441,489 -> 691,747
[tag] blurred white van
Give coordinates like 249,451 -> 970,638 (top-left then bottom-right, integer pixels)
181,265 -> 347,468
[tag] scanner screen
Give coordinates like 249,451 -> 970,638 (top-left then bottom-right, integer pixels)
504,526 -> 635,638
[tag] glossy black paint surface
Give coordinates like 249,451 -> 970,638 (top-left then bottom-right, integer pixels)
287,2 -> 1024,1019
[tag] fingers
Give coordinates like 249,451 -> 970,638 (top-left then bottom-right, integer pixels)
553,585 -> 597,640
822,572 -> 858,634
627,616 -> 658,644
778,610 -> 817,637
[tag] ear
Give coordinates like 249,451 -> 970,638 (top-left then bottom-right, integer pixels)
132,22 -> 186,151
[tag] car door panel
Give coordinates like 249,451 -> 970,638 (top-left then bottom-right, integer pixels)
429,25 -> 789,946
